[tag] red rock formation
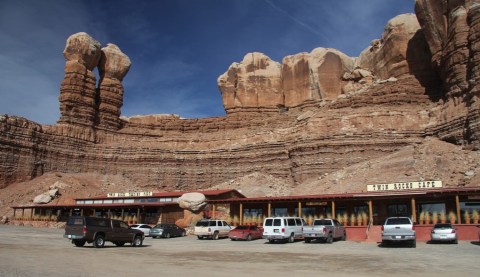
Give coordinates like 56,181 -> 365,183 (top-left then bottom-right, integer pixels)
1,5 -> 480,199
58,32 -> 101,127
97,44 -> 131,130
218,52 -> 283,113
415,0 -> 480,145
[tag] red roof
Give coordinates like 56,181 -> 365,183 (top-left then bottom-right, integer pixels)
78,189 -> 246,200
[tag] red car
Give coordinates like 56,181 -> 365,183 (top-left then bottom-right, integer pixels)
228,225 -> 264,241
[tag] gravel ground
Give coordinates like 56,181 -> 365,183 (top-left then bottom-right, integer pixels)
0,225 -> 479,277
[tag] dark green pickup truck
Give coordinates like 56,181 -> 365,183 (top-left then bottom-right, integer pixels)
64,216 -> 144,248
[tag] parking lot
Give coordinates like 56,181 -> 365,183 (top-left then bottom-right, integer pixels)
0,225 -> 479,277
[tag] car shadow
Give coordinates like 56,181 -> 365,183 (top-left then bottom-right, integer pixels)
377,242 -> 415,248
470,241 -> 480,246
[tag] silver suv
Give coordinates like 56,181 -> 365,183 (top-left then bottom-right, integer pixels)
381,217 -> 416,248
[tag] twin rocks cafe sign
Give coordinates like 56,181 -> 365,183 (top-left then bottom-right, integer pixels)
367,180 -> 442,192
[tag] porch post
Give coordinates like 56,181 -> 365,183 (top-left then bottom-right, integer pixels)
267,202 -> 271,217
411,198 -> 417,223
455,195 -> 461,224
21,208 -> 25,219
136,208 -> 140,223
30,208 -> 34,220
239,203 -> 243,225
93,208 -> 96,217
80,209 -> 84,216
331,201 -> 336,219
13,208 -> 16,219
368,200 -> 373,224
298,202 -> 302,217
121,209 -> 124,220
212,204 -> 216,219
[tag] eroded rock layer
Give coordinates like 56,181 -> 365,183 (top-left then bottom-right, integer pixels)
1,3 -> 480,195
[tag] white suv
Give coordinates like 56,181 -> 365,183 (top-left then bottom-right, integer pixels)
194,220 -> 232,240
262,217 -> 306,243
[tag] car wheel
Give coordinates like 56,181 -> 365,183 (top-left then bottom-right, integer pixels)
182,231 -> 186,237
73,240 -> 86,247
152,236 -> 157,239
165,232 -> 171,239
341,231 -> 347,241
197,236 -> 203,240
213,231 -> 219,240
288,233 -> 295,243
114,242 -> 125,247
411,240 -> 416,248
304,238 -> 311,243
453,239 -> 458,244
247,234 -> 252,241
326,234 -> 333,244
94,235 -> 105,248
268,239 -> 274,244
132,235 -> 143,247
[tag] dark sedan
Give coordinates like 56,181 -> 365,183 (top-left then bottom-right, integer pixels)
228,225 -> 263,241
150,223 -> 186,238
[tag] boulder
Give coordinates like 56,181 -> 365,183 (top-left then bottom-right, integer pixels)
33,193 -> 52,204
175,210 -> 204,228
177,192 -> 207,212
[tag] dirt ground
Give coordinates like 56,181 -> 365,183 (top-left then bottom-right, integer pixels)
1,225 -> 479,277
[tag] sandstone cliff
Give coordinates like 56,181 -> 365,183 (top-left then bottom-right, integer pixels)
1,2 -> 480,217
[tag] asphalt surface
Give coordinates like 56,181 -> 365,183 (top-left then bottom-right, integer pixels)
0,225 -> 479,277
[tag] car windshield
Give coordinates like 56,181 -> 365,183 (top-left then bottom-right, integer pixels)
434,223 -> 452,228
314,220 -> 332,226
67,217 -> 83,226
386,218 -> 411,225
154,224 -> 167,228
130,225 -> 139,228
235,226 -> 249,230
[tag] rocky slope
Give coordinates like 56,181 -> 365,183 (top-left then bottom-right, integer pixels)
1,1 -> 480,218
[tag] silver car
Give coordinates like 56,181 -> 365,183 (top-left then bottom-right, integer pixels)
431,223 -> 458,244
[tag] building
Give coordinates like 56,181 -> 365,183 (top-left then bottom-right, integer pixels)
10,181 -> 480,241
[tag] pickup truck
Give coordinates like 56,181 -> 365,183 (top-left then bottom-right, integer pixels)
303,218 -> 346,243
64,216 -> 144,248
194,219 -> 232,240
381,217 -> 416,248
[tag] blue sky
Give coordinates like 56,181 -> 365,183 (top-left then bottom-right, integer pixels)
0,0 -> 414,125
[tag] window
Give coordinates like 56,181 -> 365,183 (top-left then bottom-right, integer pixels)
94,200 -> 102,204
103,199 -> 113,204
388,204 -> 409,217
273,219 -> 282,226
264,219 -> 273,226
295,218 -> 302,226
418,203 -> 446,215
287,218 -> 296,226
460,202 -> 480,212
272,208 -> 288,217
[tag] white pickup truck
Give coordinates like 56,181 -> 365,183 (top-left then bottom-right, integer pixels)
381,217 -> 416,247
303,218 -> 346,243
194,219 -> 232,240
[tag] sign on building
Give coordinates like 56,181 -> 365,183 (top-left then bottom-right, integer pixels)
107,191 -> 153,197
366,181 -> 442,192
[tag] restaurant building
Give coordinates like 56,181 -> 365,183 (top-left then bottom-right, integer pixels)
10,181 -> 480,241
